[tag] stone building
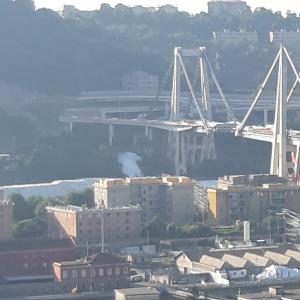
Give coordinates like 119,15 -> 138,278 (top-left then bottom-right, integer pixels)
0,194 -> 13,241
207,175 -> 300,226
94,176 -> 194,224
53,252 -> 130,292
47,205 -> 142,246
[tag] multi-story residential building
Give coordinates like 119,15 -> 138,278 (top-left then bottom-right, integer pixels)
213,30 -> 258,44
207,174 -> 300,226
208,0 -> 251,17
122,71 -> 159,92
94,176 -> 194,224
47,205 -> 142,246
53,252 -> 130,292
0,190 -> 13,241
0,238 -> 76,282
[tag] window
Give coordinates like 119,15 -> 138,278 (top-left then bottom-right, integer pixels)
91,269 -> 96,277
123,267 -> 128,275
72,270 -> 78,278
99,268 -> 104,276
62,271 -> 68,279
82,270 -> 86,277
115,267 -> 121,275
24,263 -> 29,270
107,268 -> 113,276
42,262 -> 47,268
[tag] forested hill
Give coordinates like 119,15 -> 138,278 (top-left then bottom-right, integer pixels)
1,0 -> 300,94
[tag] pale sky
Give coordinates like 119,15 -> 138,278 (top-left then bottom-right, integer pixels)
34,0 -> 300,15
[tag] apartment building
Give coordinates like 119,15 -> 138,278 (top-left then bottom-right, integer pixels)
0,190 -> 13,241
208,175 -> 300,226
94,176 -> 194,224
47,205 -> 142,246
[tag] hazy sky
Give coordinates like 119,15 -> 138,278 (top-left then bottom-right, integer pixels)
34,0 -> 300,14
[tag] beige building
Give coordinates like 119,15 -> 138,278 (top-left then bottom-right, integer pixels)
94,176 -> 194,224
47,205 -> 142,246
208,175 -> 300,226
0,189 -> 13,241
115,287 -> 160,300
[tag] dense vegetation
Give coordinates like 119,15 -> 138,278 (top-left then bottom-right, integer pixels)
0,1 -> 299,183
1,1 -> 300,94
10,189 -> 93,238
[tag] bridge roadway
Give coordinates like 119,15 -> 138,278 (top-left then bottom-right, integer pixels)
73,91 -> 300,111
61,113 -> 300,147
60,114 -> 237,133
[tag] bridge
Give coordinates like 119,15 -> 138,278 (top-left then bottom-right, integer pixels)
61,45 -> 300,182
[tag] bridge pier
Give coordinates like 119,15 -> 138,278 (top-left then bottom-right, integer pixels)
69,122 -> 73,133
145,126 -> 153,142
263,108 -> 269,125
109,124 -> 114,146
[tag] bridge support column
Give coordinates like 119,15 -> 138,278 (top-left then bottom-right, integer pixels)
109,124 -> 114,147
145,126 -> 153,142
270,46 -> 288,179
168,132 -> 187,176
170,48 -> 181,121
263,108 -> 268,125
69,122 -> 73,133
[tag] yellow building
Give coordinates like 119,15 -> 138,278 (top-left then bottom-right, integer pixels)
208,175 -> 300,226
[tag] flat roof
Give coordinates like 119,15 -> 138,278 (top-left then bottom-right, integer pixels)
115,287 -> 160,296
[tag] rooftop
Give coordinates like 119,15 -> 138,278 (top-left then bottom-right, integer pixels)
115,287 -> 160,296
0,238 -> 75,253
54,252 -> 127,267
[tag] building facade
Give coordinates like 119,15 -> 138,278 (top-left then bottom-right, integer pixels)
94,176 -> 194,224
0,192 -> 13,241
53,252 -> 130,292
208,175 -> 300,226
47,205 -> 142,246
0,239 -> 76,282
208,0 -> 251,17
213,30 -> 258,44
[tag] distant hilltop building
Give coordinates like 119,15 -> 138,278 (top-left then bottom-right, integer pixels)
213,30 -> 258,44
208,0 -> 251,16
270,30 -> 300,66
122,71 -> 159,92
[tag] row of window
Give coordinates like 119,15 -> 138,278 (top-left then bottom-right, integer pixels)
62,266 -> 128,279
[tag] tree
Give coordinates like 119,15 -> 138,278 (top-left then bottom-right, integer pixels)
63,188 -> 94,208
142,216 -> 166,239
9,193 -> 33,221
13,218 -> 46,239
